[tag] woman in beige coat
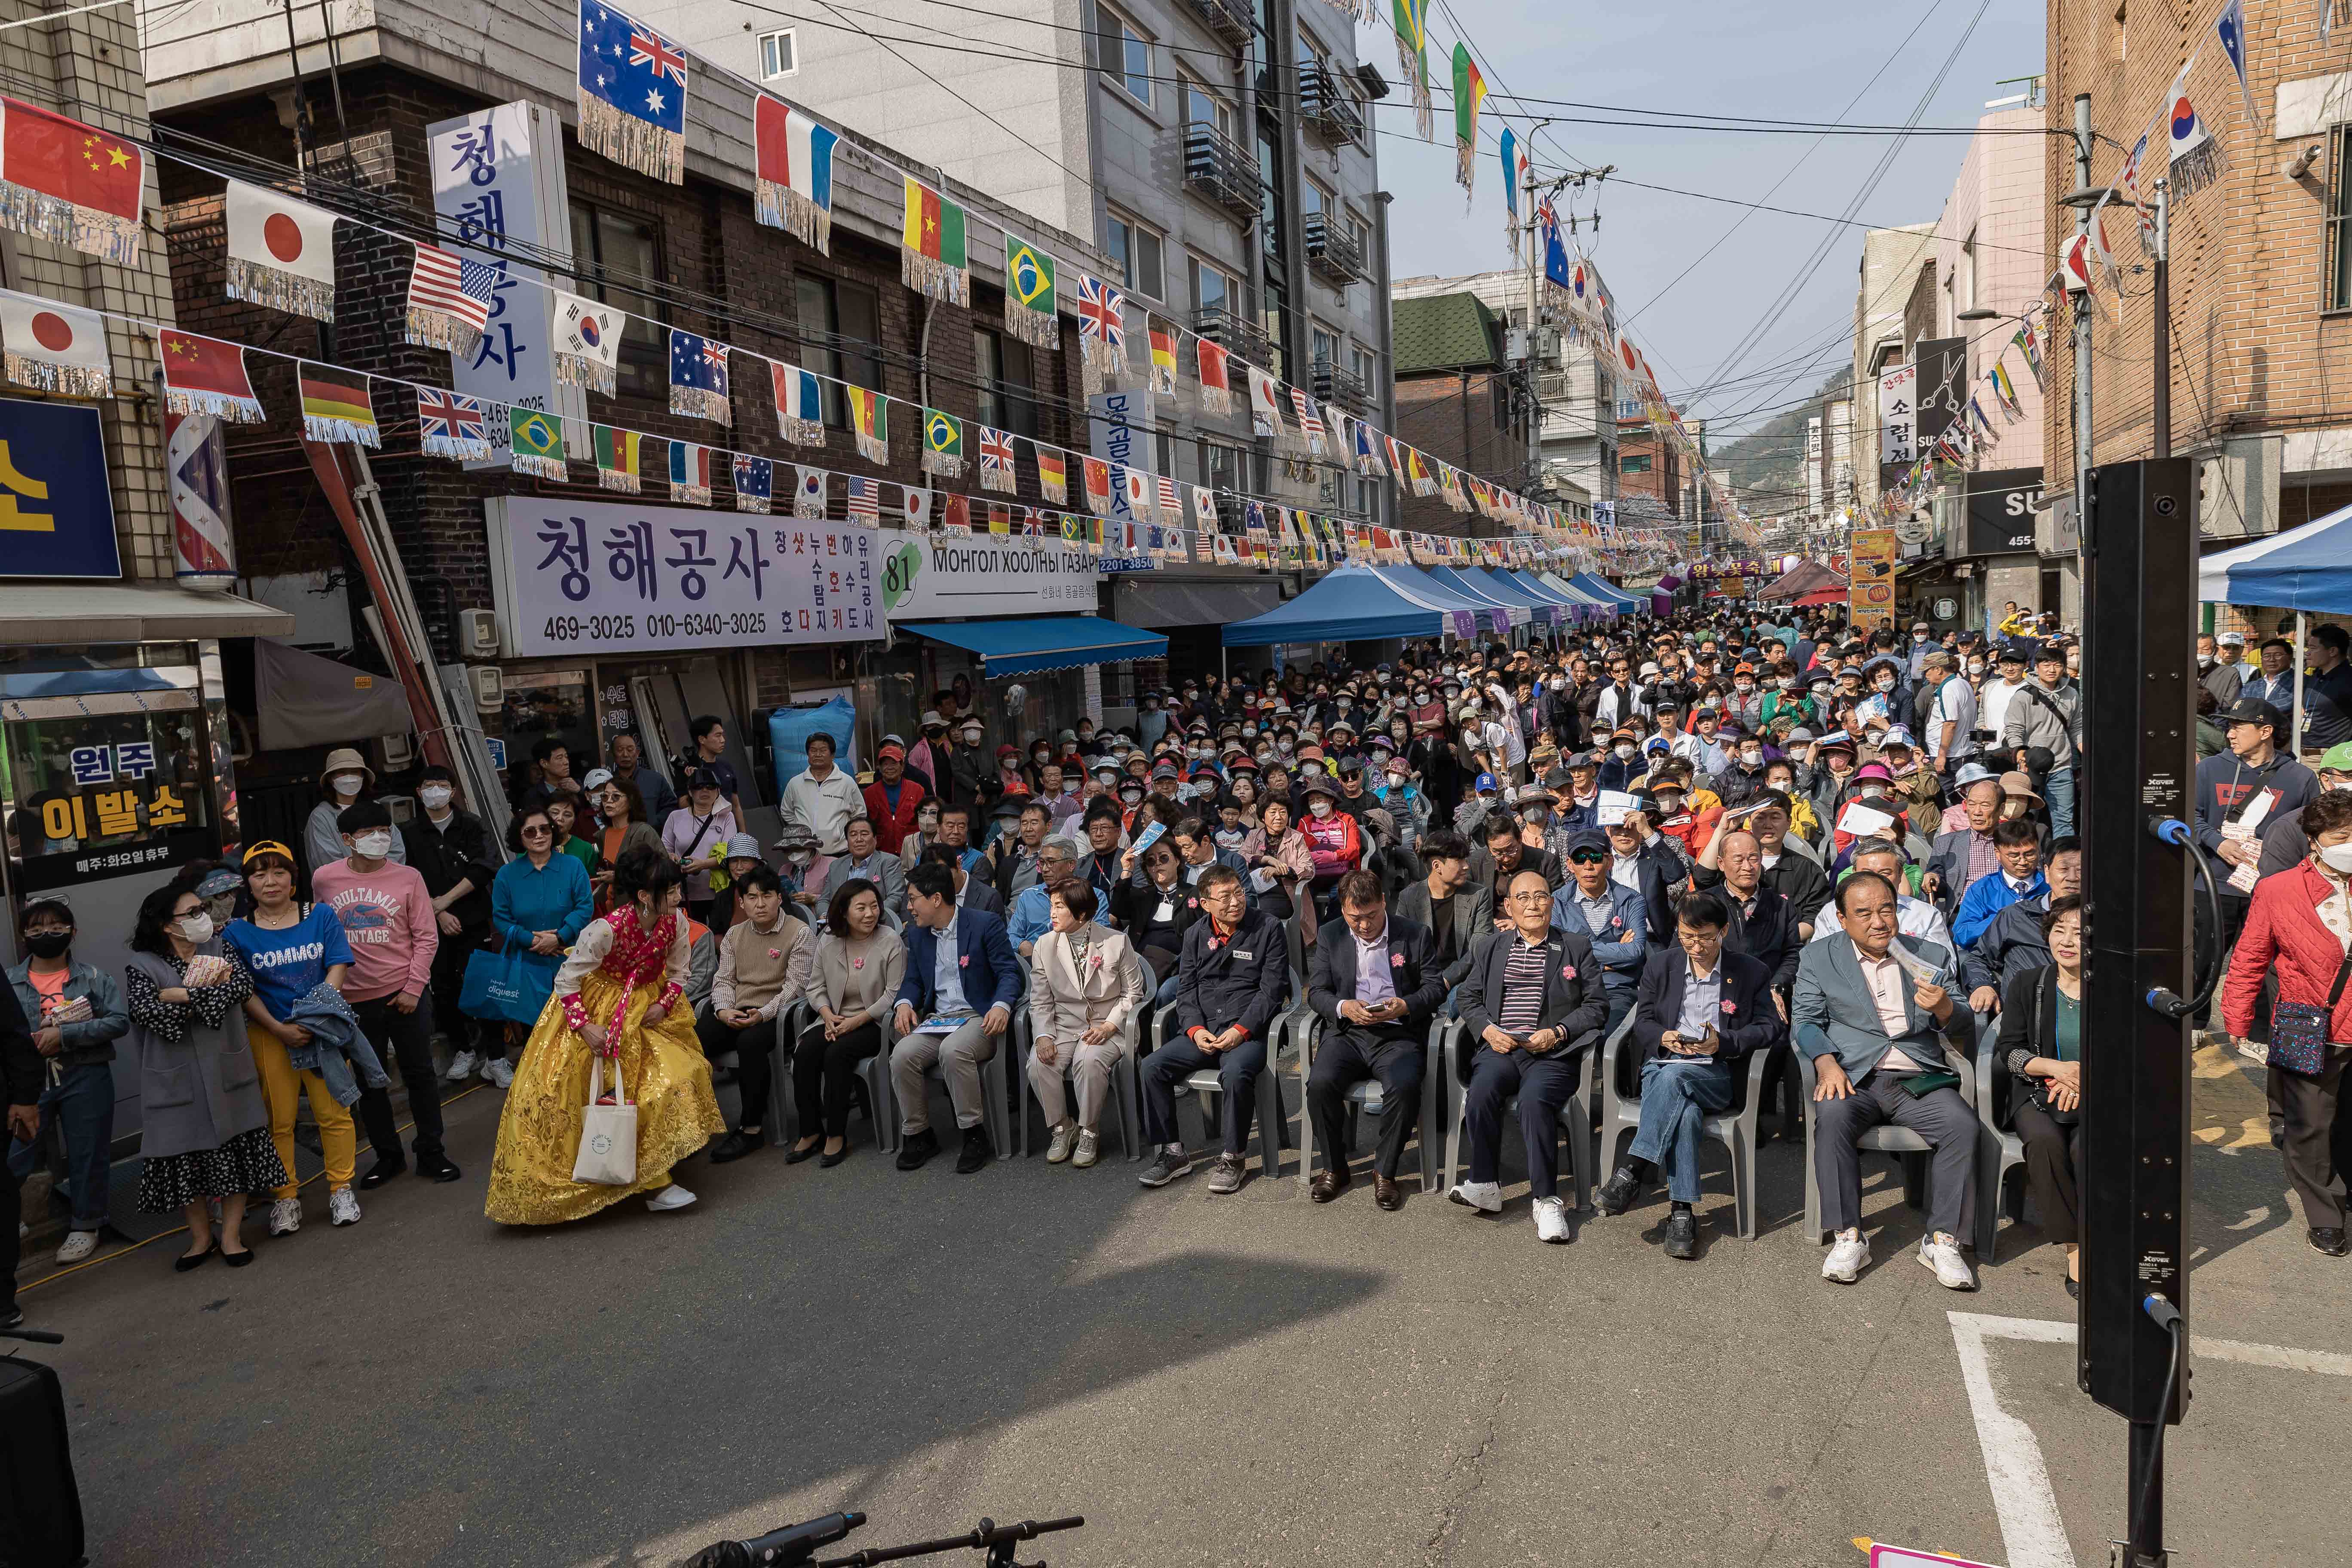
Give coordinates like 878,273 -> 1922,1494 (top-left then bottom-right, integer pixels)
1026,880 -> 1147,1167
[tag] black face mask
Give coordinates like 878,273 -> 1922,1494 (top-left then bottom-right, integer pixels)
24,931 -> 71,960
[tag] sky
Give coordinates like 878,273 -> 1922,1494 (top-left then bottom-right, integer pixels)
1359,0 -> 2046,436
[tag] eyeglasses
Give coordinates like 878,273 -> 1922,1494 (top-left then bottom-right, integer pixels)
1507,891 -> 1552,904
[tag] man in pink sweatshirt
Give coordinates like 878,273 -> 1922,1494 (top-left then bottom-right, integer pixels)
311,801 -> 458,1186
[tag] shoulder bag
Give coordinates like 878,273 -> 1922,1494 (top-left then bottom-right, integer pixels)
2271,946 -> 2352,1077
571,1053 -> 639,1185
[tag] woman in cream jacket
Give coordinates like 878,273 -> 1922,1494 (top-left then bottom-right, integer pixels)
1026,879 -> 1147,1168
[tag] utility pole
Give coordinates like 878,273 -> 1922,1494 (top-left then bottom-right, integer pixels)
2072,92 -> 2094,524
2151,177 -> 2170,459
1525,158 -> 1542,491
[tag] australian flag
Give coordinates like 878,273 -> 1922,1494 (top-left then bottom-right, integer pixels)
578,2 -> 689,183
669,328 -> 731,424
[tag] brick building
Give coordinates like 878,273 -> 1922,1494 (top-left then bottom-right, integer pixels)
1389,291 -> 1530,536
1614,414 -> 1681,520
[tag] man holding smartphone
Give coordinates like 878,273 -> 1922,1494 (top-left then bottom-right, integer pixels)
1304,870 -> 1450,1210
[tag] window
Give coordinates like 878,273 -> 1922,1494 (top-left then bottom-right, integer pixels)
1093,3 -> 1151,106
1310,323 -> 1337,371
760,28 -> 796,79
973,327 -> 1039,439
1621,452 -> 1652,474
796,275 -> 882,428
1180,75 -> 1233,139
1188,255 -> 1234,317
1104,210 -> 1165,302
1347,209 -> 1371,259
1352,343 -> 1375,388
1301,177 -> 1329,220
568,201 -> 666,398
2330,127 -> 2352,311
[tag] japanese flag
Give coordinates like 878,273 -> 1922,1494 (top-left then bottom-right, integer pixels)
224,180 -> 340,321
904,487 -> 933,529
0,287 -> 108,398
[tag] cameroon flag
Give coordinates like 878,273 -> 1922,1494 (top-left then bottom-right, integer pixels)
298,361 -> 378,447
510,404 -> 566,478
846,385 -> 888,464
901,177 -> 969,304
592,423 -> 640,493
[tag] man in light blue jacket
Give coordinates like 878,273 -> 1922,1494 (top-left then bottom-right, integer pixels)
6,893 -> 129,1263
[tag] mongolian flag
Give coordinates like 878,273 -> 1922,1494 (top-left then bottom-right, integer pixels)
224,180 -> 338,321
922,407 -> 964,479
1004,233 -> 1060,348
298,363 -> 379,447
0,96 -> 144,263
668,438 -> 712,504
753,93 -> 836,252
1036,447 -> 1068,505
1147,319 -> 1178,395
509,406 -> 566,479
592,423 -> 640,491
901,177 -> 968,304
733,453 -> 773,513
157,329 -> 263,423
846,385 -> 887,463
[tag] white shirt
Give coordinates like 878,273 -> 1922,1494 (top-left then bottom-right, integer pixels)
781,763 -> 866,854
1979,676 -> 2025,738
1352,925 -> 1396,1005
1928,677 -> 1979,762
1808,894 -> 1953,959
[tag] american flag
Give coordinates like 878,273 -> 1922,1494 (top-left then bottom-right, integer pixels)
417,389 -> 485,444
845,475 -> 880,519
1075,274 -> 1124,350
629,28 -> 687,85
977,426 -> 1014,478
409,243 -> 497,334
1157,474 -> 1179,518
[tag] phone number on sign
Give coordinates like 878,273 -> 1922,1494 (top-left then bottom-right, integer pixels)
537,607 -> 880,644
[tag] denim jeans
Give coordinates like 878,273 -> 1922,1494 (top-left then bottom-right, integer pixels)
6,1060 -> 115,1229
2043,766 -> 2076,839
1627,1055 -> 1738,1204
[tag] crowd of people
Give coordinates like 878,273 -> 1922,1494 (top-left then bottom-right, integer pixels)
8,593 -> 2350,1332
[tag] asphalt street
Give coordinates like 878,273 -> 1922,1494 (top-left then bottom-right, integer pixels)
11,1041 -> 2345,1568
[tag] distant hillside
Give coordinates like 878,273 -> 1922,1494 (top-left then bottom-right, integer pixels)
1708,368 -> 1853,515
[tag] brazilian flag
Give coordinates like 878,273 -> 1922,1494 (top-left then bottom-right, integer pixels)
509,405 -> 566,478
1004,234 -> 1058,345
922,406 -> 964,478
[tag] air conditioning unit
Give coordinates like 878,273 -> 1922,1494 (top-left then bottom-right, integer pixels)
459,607 -> 501,658
374,732 -> 416,772
2198,436 -> 2280,541
469,664 -> 504,714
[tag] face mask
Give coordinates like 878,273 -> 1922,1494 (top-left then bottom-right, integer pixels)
353,830 -> 395,859
1968,663 -> 1986,678
1255,747 -> 1274,765
1310,799 -> 1334,818
2198,653 -> 2214,668
177,913 -> 215,944
330,774 -> 362,799
1874,677 -> 1896,693
24,931 -> 71,960
788,850 -> 813,867
419,784 -> 453,811
1740,748 -> 1763,767
1614,743 -> 1636,760
1549,678 -> 1566,692
1121,790 -> 1143,806
2332,780 -> 2352,794
1302,763 -> 1324,779
1861,785 -> 1888,801
963,731 -> 983,746
1242,725 -> 1258,738
1525,806 -> 1549,825
1276,740 -> 1295,757
1735,681 -> 1752,694
2324,844 -> 2352,872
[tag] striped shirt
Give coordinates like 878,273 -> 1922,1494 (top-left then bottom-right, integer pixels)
1496,936 -> 1550,1035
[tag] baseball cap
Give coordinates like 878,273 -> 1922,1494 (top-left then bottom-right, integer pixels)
876,742 -> 905,763
580,767 -> 615,793
1475,772 -> 1499,793
2318,741 -> 2352,773
1785,727 -> 1816,744
2217,630 -> 2247,647
1152,760 -> 1180,780
1565,827 -> 1609,857
2220,696 -> 2285,731
1566,751 -> 1598,771
193,868 -> 243,899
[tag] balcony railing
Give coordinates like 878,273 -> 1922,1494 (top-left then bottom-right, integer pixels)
1181,123 -> 1262,222
1179,0 -> 1253,46
1302,212 -> 1366,286
1314,358 -> 1371,413
1194,305 -> 1276,372
1298,61 -> 1365,148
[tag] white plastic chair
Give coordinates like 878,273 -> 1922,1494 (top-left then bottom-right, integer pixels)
1794,1040 -> 1978,1244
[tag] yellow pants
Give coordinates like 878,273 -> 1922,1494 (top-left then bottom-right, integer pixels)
252,1029 -> 357,1199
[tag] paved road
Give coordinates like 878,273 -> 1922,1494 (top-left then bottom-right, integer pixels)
11,1043 -> 2344,1568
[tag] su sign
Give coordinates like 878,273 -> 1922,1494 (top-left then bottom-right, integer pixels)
1963,466 -> 2043,557
0,395 -> 118,579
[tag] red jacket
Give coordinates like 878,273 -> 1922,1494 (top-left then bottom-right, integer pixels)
863,777 -> 928,855
1299,806 -> 1363,881
2223,861 -> 2352,1041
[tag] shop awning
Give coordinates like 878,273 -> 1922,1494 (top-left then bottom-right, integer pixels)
0,582 -> 294,645
1111,575 -> 1283,628
898,615 -> 1167,675
1224,567 -> 1446,646
1794,586 -> 1848,608
1419,567 -> 1531,627
256,637 -> 417,751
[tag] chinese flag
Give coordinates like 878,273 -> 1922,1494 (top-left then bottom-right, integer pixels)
157,329 -> 263,423
0,96 -> 143,260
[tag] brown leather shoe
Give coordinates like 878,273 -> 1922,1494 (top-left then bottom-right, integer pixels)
1309,1169 -> 1349,1203
1373,1174 -> 1403,1211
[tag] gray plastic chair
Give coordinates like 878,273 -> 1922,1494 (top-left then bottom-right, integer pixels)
1972,1011 -> 2028,1260
864,1017 -> 1016,1161
1596,1011 -> 1769,1238
1793,1041 -> 1979,1245
1014,1008 -> 1143,1161
1295,1012 -> 1448,1193
1438,1017 -> 1592,1213
763,999 -> 813,1147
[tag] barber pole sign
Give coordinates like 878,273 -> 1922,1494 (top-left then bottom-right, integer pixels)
166,409 -> 236,582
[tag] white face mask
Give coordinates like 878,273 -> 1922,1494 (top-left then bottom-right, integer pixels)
1309,799 -> 1334,818
1967,662 -> 1986,678
1740,748 -> 1763,766
177,912 -> 215,944
418,784 -> 453,811
353,830 -> 395,859
1614,743 -> 1636,760
788,850 -> 813,866
2321,843 -> 2352,873
1874,677 -> 1896,693
1735,680 -> 1752,693
2197,652 -> 2214,668
330,774 -> 362,799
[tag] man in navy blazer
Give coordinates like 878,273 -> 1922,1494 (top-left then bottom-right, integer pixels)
890,861 -> 1022,1173
1305,869 -> 1450,1210
1594,889 -> 1783,1260
1550,826 -> 1649,1038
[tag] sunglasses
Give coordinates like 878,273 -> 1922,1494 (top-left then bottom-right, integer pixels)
521,824 -> 552,838
1568,850 -> 1608,865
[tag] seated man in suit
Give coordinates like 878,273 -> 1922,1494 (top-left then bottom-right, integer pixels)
1304,869 -> 1450,1210
1392,829 -> 1492,1014
1549,826 -> 1648,1040
888,861 -> 1022,1174
1593,890 -> 1782,1260
917,842 -> 1004,917
1793,871 -> 1979,1290
1449,868 -> 1608,1243
1137,864 -> 1291,1195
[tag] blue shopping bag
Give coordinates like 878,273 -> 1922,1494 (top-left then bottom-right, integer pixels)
459,939 -> 554,1027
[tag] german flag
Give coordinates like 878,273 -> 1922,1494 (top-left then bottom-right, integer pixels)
299,362 -> 378,447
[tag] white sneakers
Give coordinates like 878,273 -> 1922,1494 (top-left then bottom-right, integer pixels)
646,1184 -> 697,1212
1045,1123 -> 1077,1164
1532,1196 -> 1571,1244
268,1198 -> 303,1237
1822,1229 -> 1870,1283
1918,1231 -> 1978,1291
1072,1129 -> 1100,1168
1447,1180 -> 1503,1214
328,1187 -> 362,1226
443,1049 -> 480,1083
54,1229 -> 98,1265
482,1056 -> 514,1089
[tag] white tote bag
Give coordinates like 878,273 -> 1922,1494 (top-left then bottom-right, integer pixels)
571,1054 -> 639,1186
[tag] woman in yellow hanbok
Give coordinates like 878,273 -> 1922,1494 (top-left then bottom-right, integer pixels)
486,846 -> 725,1224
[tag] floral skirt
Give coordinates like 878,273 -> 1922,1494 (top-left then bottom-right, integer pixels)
484,968 -> 725,1225
137,1126 -> 288,1213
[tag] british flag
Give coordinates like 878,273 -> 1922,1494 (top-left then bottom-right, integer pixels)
415,388 -> 488,459
977,426 -> 1016,493
629,28 -> 687,84
1075,273 -> 1124,350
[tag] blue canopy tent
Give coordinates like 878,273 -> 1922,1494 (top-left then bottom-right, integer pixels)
1536,570 -> 1618,619
1222,565 -> 1447,646
1372,566 -> 1524,638
2199,502 -> 2352,748
1421,566 -> 1532,629
1486,567 -> 1586,628
1456,566 -> 1572,632
898,615 -> 1167,674
1571,572 -> 1644,612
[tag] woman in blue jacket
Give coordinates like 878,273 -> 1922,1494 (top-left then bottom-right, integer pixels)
480,805 -> 594,1086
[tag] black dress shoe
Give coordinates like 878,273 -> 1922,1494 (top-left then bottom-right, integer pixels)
784,1140 -> 822,1165
955,1126 -> 994,1174
818,1143 -> 851,1169
358,1158 -> 407,1190
2064,1276 -> 2080,1299
416,1155 -> 462,1183
173,1243 -> 216,1273
1593,1167 -> 1642,1217
895,1129 -> 939,1171
1663,1209 -> 1699,1261
1309,1170 -> 1348,1203
2311,1226 -> 2350,1257
1373,1174 -> 1404,1211
222,1246 -> 256,1269
709,1131 -> 764,1165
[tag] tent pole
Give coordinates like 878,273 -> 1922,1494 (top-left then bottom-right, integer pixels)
2295,610 -> 2308,756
